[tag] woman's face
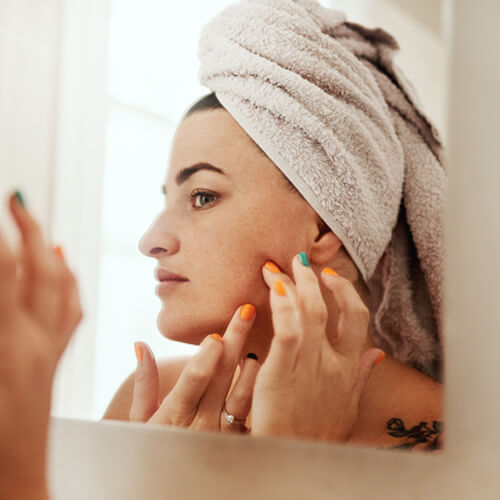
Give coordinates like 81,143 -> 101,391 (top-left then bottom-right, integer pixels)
139,108 -> 321,345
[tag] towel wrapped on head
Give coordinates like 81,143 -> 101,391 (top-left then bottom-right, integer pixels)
197,0 -> 447,380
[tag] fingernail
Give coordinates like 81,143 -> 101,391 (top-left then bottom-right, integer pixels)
322,267 -> 338,276
274,280 -> 286,296
54,245 -> 66,263
13,190 -> 25,207
240,304 -> 256,321
134,342 -> 143,363
298,252 -> 310,267
373,352 -> 386,367
247,352 -> 258,361
210,333 -> 223,342
264,261 -> 281,273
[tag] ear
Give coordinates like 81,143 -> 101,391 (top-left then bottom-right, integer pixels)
309,219 -> 343,266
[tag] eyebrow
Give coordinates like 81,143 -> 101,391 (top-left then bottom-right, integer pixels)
161,162 -> 227,194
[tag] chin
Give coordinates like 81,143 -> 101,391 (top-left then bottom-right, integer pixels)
156,310 -> 225,345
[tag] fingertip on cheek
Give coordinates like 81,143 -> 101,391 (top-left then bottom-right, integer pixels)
297,252 -> 310,267
322,267 -> 339,277
264,261 -> 281,273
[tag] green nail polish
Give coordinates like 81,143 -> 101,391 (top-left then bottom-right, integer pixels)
13,190 -> 25,207
298,252 -> 310,267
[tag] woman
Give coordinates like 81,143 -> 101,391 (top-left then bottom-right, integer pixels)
0,0 -> 445,497
103,0 -> 445,448
102,91 -> 442,448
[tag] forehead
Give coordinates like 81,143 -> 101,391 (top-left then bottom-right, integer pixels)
166,109 -> 283,187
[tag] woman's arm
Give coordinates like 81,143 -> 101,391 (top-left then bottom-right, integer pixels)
0,192 -> 83,500
349,356 -> 443,451
249,253 -> 442,450
250,254 -> 383,442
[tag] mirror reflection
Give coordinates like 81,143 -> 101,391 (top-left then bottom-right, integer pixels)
62,0 -> 446,451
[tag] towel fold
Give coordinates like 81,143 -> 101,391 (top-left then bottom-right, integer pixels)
198,0 -> 446,380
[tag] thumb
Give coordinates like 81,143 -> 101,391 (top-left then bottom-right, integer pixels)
352,348 -> 386,402
129,341 -> 160,422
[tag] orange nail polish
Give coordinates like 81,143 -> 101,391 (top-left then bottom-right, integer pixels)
240,304 -> 256,321
265,261 -> 281,273
134,342 -> 143,362
274,281 -> 286,296
323,267 -> 338,276
210,333 -> 223,342
373,352 -> 386,367
54,245 -> 65,263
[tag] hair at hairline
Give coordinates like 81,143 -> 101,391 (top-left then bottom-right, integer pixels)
183,92 -> 298,195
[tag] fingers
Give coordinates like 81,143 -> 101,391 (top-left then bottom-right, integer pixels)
197,304 -> 256,418
262,262 -> 302,374
221,354 -> 260,433
129,342 -> 160,422
290,254 -> 328,347
320,268 -> 370,357
262,254 -> 328,373
149,334 -> 224,425
8,193 -> 66,333
261,261 -> 299,309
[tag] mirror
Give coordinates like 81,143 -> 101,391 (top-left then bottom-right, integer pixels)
2,0 -> 447,452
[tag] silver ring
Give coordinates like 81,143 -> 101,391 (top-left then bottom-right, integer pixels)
222,405 -> 247,427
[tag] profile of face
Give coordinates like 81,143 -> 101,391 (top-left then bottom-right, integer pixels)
138,109 -> 338,357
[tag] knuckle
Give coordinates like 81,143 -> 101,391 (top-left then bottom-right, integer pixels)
230,319 -> 248,337
135,369 -> 147,385
300,298 -> 328,324
60,268 -> 74,288
70,302 -> 84,327
336,276 -> 352,293
276,330 -> 301,351
31,259 -> 57,283
184,365 -> 210,384
228,388 -> 249,408
274,298 -> 295,315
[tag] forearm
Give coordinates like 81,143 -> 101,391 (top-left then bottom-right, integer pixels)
0,412 -> 52,500
0,483 -> 50,500
0,462 -> 50,500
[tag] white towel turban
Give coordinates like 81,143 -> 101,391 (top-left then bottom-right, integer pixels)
197,0 -> 447,380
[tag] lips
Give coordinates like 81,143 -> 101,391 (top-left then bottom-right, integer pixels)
155,268 -> 189,282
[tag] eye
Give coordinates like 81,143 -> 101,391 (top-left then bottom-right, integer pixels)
191,190 -> 218,209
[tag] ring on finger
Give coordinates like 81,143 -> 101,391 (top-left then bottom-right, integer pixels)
222,403 -> 247,428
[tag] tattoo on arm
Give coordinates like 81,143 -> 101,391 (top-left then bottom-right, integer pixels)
385,418 -> 443,451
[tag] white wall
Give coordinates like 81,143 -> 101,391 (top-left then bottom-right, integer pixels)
0,0 -> 110,419
0,0 -> 61,243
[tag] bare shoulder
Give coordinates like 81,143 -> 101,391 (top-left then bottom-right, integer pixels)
349,356 -> 443,451
101,356 -> 191,421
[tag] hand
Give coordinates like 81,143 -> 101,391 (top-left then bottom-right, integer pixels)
250,253 -> 384,443
0,192 -> 83,498
129,304 -> 260,433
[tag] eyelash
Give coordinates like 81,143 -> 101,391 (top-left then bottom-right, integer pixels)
190,189 -> 219,209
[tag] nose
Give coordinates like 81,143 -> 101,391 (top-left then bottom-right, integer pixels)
138,211 -> 180,258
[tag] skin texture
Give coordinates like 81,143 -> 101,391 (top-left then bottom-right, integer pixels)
131,108 -> 442,445
138,108 -> 376,362
130,108 -> 401,439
